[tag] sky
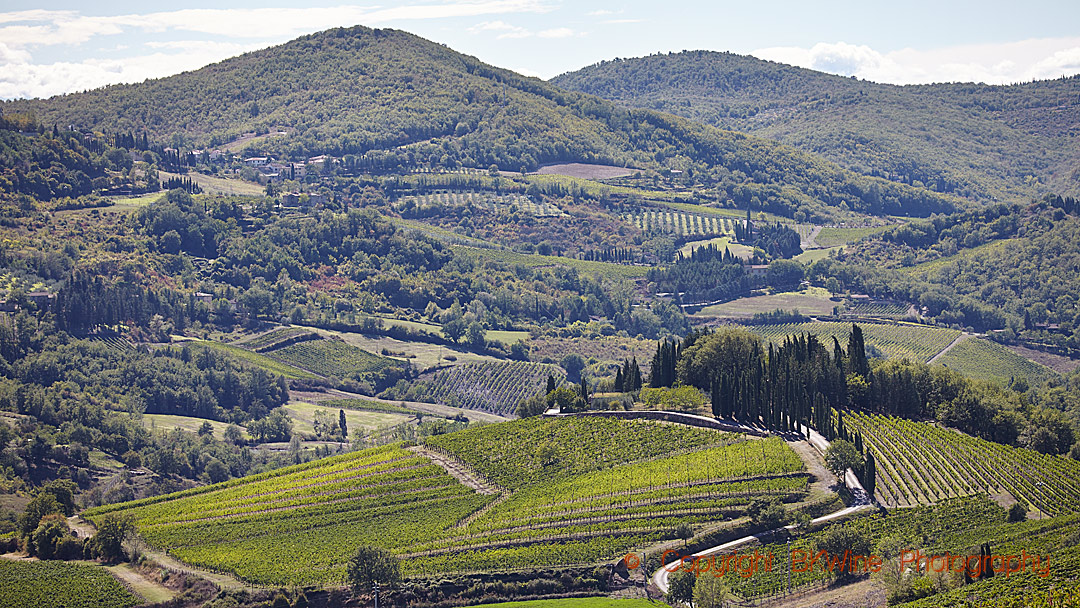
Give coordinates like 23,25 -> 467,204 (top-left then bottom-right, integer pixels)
2,0 -> 1080,100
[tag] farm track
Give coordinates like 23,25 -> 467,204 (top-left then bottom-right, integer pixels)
927,332 -> 971,364
409,445 -> 500,494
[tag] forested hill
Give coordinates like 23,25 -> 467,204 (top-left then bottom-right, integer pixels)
1,26 -> 959,217
552,50 -> 1080,202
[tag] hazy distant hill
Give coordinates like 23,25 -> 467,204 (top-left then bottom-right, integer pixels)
2,26 -> 960,218
552,51 -> 1080,202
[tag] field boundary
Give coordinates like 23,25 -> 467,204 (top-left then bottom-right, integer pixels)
544,410 -> 769,437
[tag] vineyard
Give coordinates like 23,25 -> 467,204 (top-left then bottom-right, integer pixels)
89,417 -> 815,585
191,340 -> 317,379
401,190 -> 566,217
266,337 -> 400,379
717,497 -> 1009,601
933,337 -> 1059,386
86,444 -> 493,586
846,411 -> 1080,515
749,322 -> 961,363
841,301 -> 912,318
237,327 -> 318,352
424,417 -> 742,488
0,560 -> 138,608
87,335 -> 135,352
624,209 -> 737,237
411,361 -> 566,415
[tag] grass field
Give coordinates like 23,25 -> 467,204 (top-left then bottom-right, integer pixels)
678,236 -> 753,259
793,246 -> 841,264
158,171 -> 264,196
309,328 -> 498,370
142,414 -> 241,440
934,337 -> 1060,386
749,321 -> 961,363
813,225 -> 890,247
451,245 -> 650,279
528,335 -> 656,366
191,340 -> 316,379
268,338 -> 399,379
697,288 -> 837,318
280,401 -> 411,437
901,239 -> 1018,275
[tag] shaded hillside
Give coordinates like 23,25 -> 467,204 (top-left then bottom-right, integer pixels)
1,26 -> 959,218
552,51 -> 1080,202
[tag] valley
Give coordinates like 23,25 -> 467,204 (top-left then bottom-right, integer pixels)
0,15 -> 1078,608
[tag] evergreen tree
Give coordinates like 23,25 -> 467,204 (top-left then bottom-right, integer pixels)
848,324 -> 869,378
545,374 -> 556,395
339,409 -> 348,439
863,452 -> 876,501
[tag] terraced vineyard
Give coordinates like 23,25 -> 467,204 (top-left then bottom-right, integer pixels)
750,322 -> 961,363
403,190 -> 566,217
624,209 -> 736,237
933,337 -> 1059,386
88,335 -> 135,352
267,337 -> 400,379
0,560 -> 139,608
89,418 -> 811,585
87,444 -> 491,586
846,411 -> 1080,515
425,416 -> 742,488
413,361 -> 565,415
238,327 -> 316,351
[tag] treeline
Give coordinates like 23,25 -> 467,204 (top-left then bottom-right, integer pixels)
648,244 -> 754,303
160,176 -> 202,194
812,199 -> 1080,343
650,324 -> 1077,456
0,120 -> 160,206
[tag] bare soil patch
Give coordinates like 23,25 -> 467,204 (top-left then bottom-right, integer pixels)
1006,344 -> 1080,374
534,163 -> 636,179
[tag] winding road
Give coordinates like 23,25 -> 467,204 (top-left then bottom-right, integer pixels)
651,427 -> 873,594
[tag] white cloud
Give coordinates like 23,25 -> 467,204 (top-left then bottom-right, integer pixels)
0,2 -> 552,47
0,2 -> 555,98
603,18 -> 641,24
587,10 -> 617,16
537,27 -> 574,38
752,37 -> 1080,85
0,41 -> 271,99
468,19 -> 531,38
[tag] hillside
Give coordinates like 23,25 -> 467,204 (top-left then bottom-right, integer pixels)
552,51 -> 1080,202
1,26 -> 960,218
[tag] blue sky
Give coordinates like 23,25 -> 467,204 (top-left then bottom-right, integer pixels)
2,1 -> 1080,99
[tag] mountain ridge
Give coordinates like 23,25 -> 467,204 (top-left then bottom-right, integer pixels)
551,50 -> 1080,202
0,25 -> 962,219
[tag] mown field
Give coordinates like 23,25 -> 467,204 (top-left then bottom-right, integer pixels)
88,418 -> 809,586
0,560 -> 139,608
280,401 -> 411,437
846,411 -> 1080,515
697,290 -> 837,318
933,337 -> 1059,386
750,322 -> 961,363
451,245 -> 650,279
142,414 -> 240,440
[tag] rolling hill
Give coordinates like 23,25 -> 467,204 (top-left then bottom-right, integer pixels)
552,50 -> 1080,202
1,26 -> 960,218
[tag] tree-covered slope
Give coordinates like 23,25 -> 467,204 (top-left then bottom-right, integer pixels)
552,51 -> 1080,202
1,26 -> 960,217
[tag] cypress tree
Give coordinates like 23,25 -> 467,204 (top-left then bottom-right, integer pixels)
863,452 -> 876,501
545,374 -> 556,395
615,367 -> 624,393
